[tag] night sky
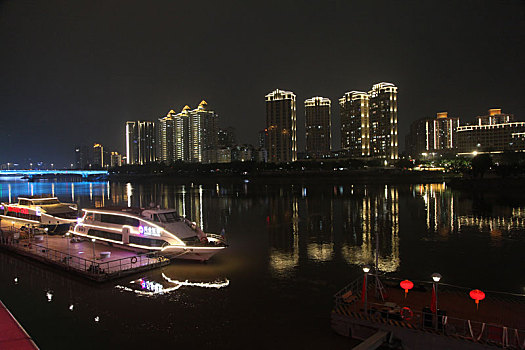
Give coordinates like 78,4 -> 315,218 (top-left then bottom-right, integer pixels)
1,0 -> 524,167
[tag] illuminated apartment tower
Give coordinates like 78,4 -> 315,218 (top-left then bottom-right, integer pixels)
265,89 -> 297,163
340,91 -> 370,157
428,112 -> 459,152
157,110 -> 177,163
369,82 -> 398,160
305,97 -> 331,158
125,121 -> 157,165
405,112 -> 459,157
158,100 -> 218,163
92,143 -> 104,168
191,100 -> 218,162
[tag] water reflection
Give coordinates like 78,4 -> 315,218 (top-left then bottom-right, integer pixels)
0,179 -> 523,277
413,183 -> 525,237
115,274 -> 230,296
339,185 -> 400,273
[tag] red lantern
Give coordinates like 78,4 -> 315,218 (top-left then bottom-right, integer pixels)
469,289 -> 485,309
400,280 -> 414,298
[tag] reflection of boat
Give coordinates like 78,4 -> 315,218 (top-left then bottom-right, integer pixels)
0,195 -> 77,234
116,274 -> 230,296
70,208 -> 227,261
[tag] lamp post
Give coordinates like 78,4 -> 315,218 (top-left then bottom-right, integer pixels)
65,232 -> 71,265
363,265 -> 371,313
44,227 -> 49,258
92,238 -> 96,260
431,272 -> 442,331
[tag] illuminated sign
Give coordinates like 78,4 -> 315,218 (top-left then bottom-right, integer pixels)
8,206 -> 29,215
138,225 -> 160,237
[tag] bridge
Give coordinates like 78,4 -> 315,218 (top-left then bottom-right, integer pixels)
0,170 -> 108,178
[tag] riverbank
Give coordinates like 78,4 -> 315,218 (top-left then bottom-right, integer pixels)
446,175 -> 525,191
109,169 -> 461,185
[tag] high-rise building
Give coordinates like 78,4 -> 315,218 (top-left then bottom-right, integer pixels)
158,110 -> 179,164
258,129 -> 268,150
265,89 -> 297,163
456,108 -> 525,155
74,145 -> 92,169
305,97 -> 331,158
231,144 -> 253,162
218,127 -> 236,148
340,91 -> 369,157
126,121 -> 157,165
93,143 -> 104,168
369,82 -> 398,160
158,100 -> 219,163
477,108 -> 514,125
406,112 -> 459,158
110,152 -> 122,167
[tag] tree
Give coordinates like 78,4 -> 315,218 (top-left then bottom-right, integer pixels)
471,154 -> 493,178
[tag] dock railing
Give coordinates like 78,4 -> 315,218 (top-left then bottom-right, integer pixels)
0,230 -> 168,278
334,276 -> 525,349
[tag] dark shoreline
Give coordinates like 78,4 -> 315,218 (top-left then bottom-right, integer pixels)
108,169 -> 459,185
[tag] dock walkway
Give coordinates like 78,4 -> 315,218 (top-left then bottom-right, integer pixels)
0,300 -> 38,349
0,231 -> 170,282
332,276 -> 525,349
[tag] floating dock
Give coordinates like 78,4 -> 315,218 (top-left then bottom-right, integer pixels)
0,228 -> 170,282
0,300 -> 39,349
332,276 -> 525,349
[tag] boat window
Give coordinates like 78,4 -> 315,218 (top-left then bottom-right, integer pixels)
31,199 -> 60,205
100,214 -> 140,227
157,212 -> 180,223
152,214 -> 161,222
19,200 -> 30,206
84,213 -> 95,221
87,229 -> 123,242
129,236 -> 168,247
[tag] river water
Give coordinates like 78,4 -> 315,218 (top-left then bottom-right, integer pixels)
0,179 -> 524,349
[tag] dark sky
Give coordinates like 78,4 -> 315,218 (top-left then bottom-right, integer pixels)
1,0 -> 524,167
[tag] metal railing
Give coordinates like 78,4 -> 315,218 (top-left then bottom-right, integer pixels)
0,230 -> 168,277
334,277 -> 525,349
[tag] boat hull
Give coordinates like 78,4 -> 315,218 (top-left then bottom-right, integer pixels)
69,231 -> 225,262
161,246 -> 225,261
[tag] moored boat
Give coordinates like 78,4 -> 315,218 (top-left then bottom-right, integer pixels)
0,195 -> 77,234
69,207 -> 227,261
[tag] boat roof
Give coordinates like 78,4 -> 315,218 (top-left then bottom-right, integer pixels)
82,207 -> 178,217
18,195 -> 58,201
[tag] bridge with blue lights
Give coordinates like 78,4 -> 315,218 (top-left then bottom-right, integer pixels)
0,170 -> 108,178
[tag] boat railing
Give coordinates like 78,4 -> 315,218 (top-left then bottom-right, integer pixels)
333,277 -> 525,349
0,230 -> 168,277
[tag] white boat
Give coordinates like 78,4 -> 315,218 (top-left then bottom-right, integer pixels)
69,207 -> 227,261
0,195 -> 77,234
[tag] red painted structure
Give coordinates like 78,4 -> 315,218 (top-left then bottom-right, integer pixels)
0,300 -> 38,349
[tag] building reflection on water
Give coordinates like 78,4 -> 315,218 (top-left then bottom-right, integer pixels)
266,184 -> 400,275
413,183 -> 525,237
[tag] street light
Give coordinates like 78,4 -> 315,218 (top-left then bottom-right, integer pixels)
362,265 -> 371,313
44,227 -> 49,257
92,238 -> 96,260
431,272 -> 442,330
65,232 -> 71,265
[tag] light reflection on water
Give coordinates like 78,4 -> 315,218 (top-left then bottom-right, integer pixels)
0,179 -> 524,349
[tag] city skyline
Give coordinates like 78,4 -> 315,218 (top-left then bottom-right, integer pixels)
1,1 -> 524,166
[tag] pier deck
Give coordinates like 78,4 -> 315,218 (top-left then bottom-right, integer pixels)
332,277 -> 525,349
0,300 -> 38,349
0,229 -> 170,282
